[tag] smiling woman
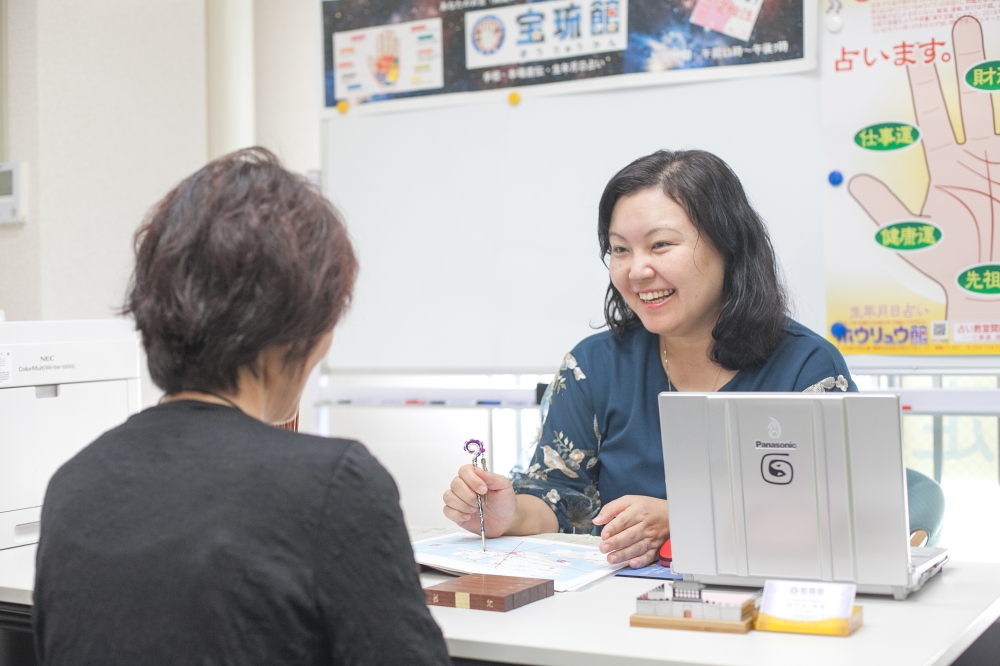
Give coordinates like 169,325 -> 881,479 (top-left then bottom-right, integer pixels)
599,150 -> 789,375
442,149 -> 868,568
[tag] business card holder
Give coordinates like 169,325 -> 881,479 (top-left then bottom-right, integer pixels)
754,605 -> 863,636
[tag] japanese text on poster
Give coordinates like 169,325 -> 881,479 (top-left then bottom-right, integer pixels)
463,1 -> 628,70
323,0 -> 811,108
823,1 -> 1000,355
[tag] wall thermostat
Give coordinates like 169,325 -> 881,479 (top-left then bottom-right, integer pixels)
0,162 -> 26,225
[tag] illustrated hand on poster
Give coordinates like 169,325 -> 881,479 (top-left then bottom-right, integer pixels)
849,16 -> 1000,320
370,29 -> 400,87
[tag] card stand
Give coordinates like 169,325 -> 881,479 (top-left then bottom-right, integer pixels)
425,574 -> 554,612
754,605 -> 863,636
629,611 -> 756,634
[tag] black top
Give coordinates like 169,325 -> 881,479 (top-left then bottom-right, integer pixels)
33,400 -> 450,666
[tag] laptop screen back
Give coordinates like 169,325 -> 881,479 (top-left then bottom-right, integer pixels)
659,392 -> 911,587
738,398 -> 824,579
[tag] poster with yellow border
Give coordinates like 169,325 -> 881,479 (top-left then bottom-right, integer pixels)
823,1 -> 1000,355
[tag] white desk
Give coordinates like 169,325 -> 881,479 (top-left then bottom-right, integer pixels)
6,540 -> 1000,665
423,561 -> 1000,666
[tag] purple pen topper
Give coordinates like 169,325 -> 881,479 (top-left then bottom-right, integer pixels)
463,438 -> 488,551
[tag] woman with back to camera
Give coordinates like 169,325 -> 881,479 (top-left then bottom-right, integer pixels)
33,149 -> 451,665
442,149 -> 944,566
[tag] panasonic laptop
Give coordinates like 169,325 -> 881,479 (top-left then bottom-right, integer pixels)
659,392 -> 948,600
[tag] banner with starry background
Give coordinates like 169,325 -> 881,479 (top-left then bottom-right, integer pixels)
323,0 -> 812,108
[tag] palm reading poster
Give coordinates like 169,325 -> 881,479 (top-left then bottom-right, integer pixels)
824,2 -> 1000,355
323,0 -> 812,108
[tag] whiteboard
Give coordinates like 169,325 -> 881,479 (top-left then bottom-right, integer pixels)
322,72 -> 825,371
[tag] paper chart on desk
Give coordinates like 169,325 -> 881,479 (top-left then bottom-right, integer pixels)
412,533 -> 625,592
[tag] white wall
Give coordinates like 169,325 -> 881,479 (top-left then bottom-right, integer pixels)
1,0 -> 209,406
0,0 -> 325,410
207,0 -> 255,159
251,0 -> 325,430
205,0 -> 325,170
1,0 -> 208,405
1,0 -> 42,321
34,1 -> 209,322
0,0 -> 326,314
254,0 -> 323,174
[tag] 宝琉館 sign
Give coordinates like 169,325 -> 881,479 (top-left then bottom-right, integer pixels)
323,0 -> 813,109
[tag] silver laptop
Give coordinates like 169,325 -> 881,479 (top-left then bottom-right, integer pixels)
659,392 -> 948,600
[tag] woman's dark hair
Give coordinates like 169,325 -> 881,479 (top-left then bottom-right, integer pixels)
124,147 -> 358,395
597,149 -> 788,370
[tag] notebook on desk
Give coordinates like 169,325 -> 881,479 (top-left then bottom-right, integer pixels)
659,392 -> 948,600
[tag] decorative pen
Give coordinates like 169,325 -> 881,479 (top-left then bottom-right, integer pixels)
463,438 -> 488,551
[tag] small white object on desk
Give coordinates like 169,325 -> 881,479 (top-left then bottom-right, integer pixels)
637,581 -> 759,622
756,580 -> 862,636
760,580 -> 855,623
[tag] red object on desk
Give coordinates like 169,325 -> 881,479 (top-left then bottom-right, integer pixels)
658,538 -> 672,567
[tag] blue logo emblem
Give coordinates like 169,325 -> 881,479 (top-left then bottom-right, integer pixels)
472,16 -> 505,55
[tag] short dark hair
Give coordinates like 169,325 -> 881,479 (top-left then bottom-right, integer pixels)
597,149 -> 788,370
124,147 -> 358,395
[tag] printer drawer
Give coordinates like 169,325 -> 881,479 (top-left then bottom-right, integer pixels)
0,507 -> 41,550
0,380 -> 130,514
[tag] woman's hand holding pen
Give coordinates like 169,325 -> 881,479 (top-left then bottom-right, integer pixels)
592,496 -> 670,568
442,465 -> 518,537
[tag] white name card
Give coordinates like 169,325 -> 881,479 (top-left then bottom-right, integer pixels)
759,580 -> 856,623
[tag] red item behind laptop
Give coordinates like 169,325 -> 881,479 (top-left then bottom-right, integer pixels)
658,538 -> 672,567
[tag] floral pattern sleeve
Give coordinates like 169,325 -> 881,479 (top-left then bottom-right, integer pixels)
509,352 -> 603,534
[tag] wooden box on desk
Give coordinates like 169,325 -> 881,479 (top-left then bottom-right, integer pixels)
425,574 -> 554,612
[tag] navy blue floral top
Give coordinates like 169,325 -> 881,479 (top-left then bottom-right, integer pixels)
510,320 -> 857,534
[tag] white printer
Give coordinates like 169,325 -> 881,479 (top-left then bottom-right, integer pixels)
0,319 -> 141,550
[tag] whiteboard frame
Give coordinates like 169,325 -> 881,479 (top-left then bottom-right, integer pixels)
845,355 -> 1000,375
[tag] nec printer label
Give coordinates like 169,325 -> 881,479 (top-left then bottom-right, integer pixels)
18,363 -> 76,372
17,353 -> 76,374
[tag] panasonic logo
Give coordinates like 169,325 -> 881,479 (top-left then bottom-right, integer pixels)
755,441 -> 797,449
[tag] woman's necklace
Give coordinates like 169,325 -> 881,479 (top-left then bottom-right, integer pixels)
160,390 -> 245,415
660,340 -> 724,392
